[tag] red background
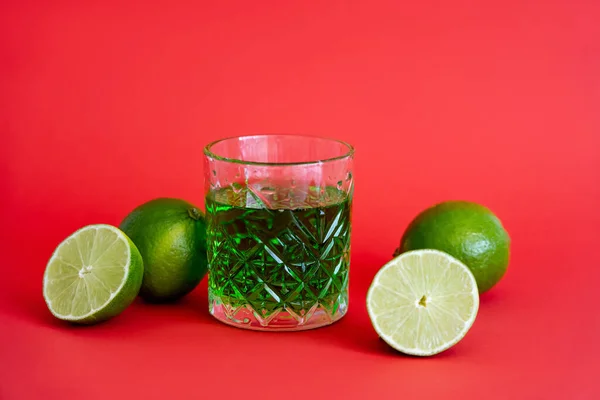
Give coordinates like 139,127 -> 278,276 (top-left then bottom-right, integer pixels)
1,1 -> 599,398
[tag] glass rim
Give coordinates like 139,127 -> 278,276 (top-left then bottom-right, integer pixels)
203,134 -> 355,166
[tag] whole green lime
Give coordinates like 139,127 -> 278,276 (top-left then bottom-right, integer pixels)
395,201 -> 510,293
120,198 -> 208,302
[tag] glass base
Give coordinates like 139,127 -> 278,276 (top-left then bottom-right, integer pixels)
209,296 -> 348,331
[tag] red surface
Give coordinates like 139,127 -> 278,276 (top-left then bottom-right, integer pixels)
1,1 -> 599,398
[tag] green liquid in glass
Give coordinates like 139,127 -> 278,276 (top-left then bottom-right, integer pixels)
206,186 -> 351,321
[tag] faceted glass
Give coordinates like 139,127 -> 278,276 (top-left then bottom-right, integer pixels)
204,134 -> 354,331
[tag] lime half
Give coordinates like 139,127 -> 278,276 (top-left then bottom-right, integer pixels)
43,224 -> 144,324
367,250 -> 479,356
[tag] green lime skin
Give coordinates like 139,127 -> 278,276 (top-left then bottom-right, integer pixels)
120,198 -> 208,302
395,201 -> 510,293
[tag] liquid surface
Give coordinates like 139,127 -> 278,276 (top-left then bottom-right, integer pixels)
205,186 -> 351,324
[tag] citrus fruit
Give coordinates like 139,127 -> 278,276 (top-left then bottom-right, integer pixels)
43,224 -> 144,324
367,249 -> 479,356
395,201 -> 510,293
120,198 -> 208,302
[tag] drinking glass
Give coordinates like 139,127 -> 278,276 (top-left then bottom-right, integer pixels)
204,134 -> 354,331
